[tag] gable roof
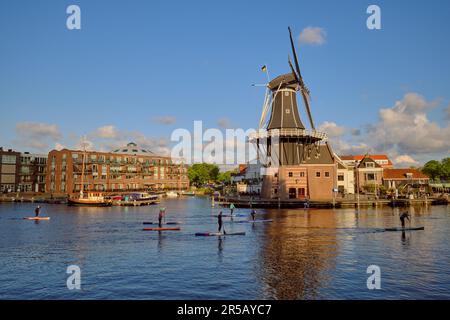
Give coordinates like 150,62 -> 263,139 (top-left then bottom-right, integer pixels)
357,156 -> 382,168
383,168 -> 429,180
340,154 -> 393,166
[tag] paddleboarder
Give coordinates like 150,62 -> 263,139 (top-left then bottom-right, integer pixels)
34,205 -> 41,217
400,211 -> 410,229
250,209 -> 256,221
158,206 -> 166,228
230,203 -> 235,215
218,211 -> 226,234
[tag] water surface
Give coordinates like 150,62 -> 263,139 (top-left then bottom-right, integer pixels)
0,197 -> 449,299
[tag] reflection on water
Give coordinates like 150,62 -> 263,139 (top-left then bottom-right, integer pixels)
0,198 -> 449,299
260,209 -> 338,299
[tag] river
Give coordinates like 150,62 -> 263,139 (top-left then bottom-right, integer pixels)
0,197 -> 449,299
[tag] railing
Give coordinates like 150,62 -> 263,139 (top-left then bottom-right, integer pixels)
248,128 -> 327,141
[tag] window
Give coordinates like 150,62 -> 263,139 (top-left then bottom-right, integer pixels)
365,162 -> 375,168
316,171 -> 321,177
288,172 -> 293,177
2,155 -> 16,164
366,173 -> 376,181
338,174 -> 344,181
325,172 -> 330,177
300,172 -> 305,177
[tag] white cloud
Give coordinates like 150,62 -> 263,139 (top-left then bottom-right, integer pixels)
74,138 -> 94,151
14,122 -> 62,152
217,117 -> 232,129
328,92 -> 450,164
93,125 -> 118,139
367,92 -> 449,154
54,143 -> 66,151
393,155 -> 418,166
153,116 -> 176,125
318,121 -> 345,138
298,27 -> 326,46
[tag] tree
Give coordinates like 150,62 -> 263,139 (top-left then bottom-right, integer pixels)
422,160 -> 442,181
217,171 -> 232,184
441,157 -> 450,181
187,163 -> 220,187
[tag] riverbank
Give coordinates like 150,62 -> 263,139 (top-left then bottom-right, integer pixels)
216,195 -> 449,209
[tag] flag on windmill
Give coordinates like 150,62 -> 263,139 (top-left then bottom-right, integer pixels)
261,65 -> 267,72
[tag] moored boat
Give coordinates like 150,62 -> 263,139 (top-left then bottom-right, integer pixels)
165,191 -> 179,198
68,192 -> 112,206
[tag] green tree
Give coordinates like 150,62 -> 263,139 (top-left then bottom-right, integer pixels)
187,163 -> 220,187
422,160 -> 442,181
217,171 -> 232,184
441,157 -> 450,181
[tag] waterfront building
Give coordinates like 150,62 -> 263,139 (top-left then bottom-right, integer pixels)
232,163 -> 263,194
335,155 -> 355,195
383,168 -> 429,194
0,147 -> 20,193
340,154 -> 393,169
45,142 -> 189,195
18,152 -> 47,193
355,155 -> 384,193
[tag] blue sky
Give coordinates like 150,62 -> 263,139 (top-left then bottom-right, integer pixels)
1,0 -> 449,165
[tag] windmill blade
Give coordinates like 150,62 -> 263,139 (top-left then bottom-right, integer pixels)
288,55 -> 300,85
300,89 -> 315,130
288,27 -> 304,83
288,26 -> 315,130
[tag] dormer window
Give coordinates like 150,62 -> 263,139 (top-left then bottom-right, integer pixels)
365,162 -> 375,168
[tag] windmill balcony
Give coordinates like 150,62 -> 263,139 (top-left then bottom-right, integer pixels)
248,128 -> 327,142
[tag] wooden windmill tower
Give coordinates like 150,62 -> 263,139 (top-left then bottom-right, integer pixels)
249,27 -> 336,201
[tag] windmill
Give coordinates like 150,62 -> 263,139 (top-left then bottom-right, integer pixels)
253,27 -> 327,166
249,27 -> 333,200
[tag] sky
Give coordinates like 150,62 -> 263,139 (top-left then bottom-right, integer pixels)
0,0 -> 449,166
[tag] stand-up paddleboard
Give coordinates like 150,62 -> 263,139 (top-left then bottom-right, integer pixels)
142,222 -> 181,225
385,226 -> 424,232
195,231 -> 246,236
23,217 -> 50,220
212,214 -> 247,218
143,227 -> 180,231
234,219 -> 273,224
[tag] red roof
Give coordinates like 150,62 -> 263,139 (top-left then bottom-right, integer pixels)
383,168 -> 429,180
340,154 -> 393,165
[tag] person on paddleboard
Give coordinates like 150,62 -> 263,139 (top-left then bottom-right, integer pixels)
158,206 -> 166,228
250,209 -> 256,221
400,211 -> 410,228
218,211 -> 226,234
229,203 -> 235,215
34,205 -> 41,217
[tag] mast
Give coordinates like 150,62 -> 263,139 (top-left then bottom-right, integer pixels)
80,140 -> 86,197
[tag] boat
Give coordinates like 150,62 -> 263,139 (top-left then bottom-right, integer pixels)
385,226 -> 424,232
23,217 -> 50,220
195,232 -> 246,236
143,221 -> 181,225
67,143 -> 112,207
234,219 -> 273,223
112,192 -> 159,206
180,191 -> 195,196
143,227 -> 181,231
68,192 -> 112,206
165,191 -> 179,198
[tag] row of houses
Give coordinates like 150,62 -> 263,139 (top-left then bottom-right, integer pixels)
1,142 -> 189,195
233,154 -> 430,199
